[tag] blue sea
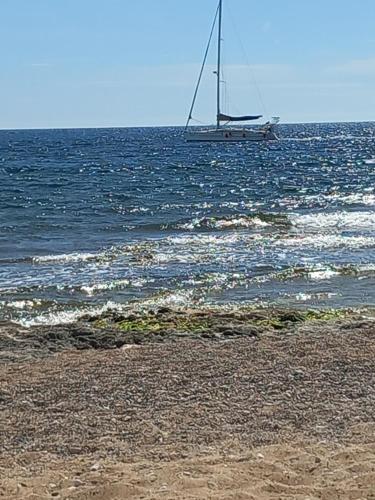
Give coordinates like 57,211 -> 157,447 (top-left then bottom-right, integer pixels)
1,122 -> 375,326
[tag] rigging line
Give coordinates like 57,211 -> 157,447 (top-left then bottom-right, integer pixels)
220,4 -> 235,117
226,4 -> 269,119
190,117 -> 206,125
220,30 -> 227,114
185,3 -> 220,131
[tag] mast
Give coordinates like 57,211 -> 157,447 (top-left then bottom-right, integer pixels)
216,0 -> 222,129
185,3 -> 220,131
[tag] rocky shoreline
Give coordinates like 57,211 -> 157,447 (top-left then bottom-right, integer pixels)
1,307 -> 375,499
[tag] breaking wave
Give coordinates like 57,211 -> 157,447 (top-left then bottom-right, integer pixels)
175,213 -> 290,231
80,278 -> 148,296
20,301 -> 128,327
32,252 -> 101,264
254,263 -> 375,284
277,234 -> 375,249
291,211 -> 375,230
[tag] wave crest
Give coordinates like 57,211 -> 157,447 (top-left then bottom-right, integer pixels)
177,213 -> 289,231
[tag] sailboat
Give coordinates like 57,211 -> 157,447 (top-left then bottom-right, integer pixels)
184,0 -> 279,142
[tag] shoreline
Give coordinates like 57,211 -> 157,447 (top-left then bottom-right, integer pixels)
0,306 -> 370,361
1,307 -> 374,498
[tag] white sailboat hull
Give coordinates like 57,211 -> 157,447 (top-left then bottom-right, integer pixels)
185,127 -> 278,142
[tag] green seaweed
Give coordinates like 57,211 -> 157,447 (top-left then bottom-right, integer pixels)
300,309 -> 349,322
91,307 -> 352,335
93,318 -> 110,329
116,316 -> 212,333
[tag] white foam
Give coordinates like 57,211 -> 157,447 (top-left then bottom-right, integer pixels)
33,252 -> 100,264
254,262 -> 375,284
214,216 -> 269,229
219,201 -> 254,209
291,211 -> 375,230
295,292 -> 338,301
324,193 -> 375,206
346,194 -> 374,206
80,278 -> 148,296
134,290 -> 198,310
81,280 -> 128,296
295,293 -> 313,301
277,234 -> 375,249
166,233 -> 259,246
284,136 -> 323,143
178,216 -> 269,231
357,263 -> 375,273
4,299 -> 42,310
307,269 -> 340,280
20,301 -> 126,327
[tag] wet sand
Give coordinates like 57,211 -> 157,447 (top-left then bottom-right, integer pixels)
1,309 -> 374,499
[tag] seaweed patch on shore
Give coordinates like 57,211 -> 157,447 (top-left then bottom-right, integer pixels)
0,306 -> 368,363
92,306 -> 350,332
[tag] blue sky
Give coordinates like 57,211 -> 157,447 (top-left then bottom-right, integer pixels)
1,0 -> 375,129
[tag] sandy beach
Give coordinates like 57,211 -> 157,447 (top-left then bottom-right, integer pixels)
1,308 -> 374,499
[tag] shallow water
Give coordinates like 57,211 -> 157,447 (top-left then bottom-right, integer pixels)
1,122 -> 375,325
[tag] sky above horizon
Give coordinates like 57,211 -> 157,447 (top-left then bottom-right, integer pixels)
1,0 -> 375,129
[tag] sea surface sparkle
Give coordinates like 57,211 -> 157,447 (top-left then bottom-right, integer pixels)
1,122 -> 375,325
